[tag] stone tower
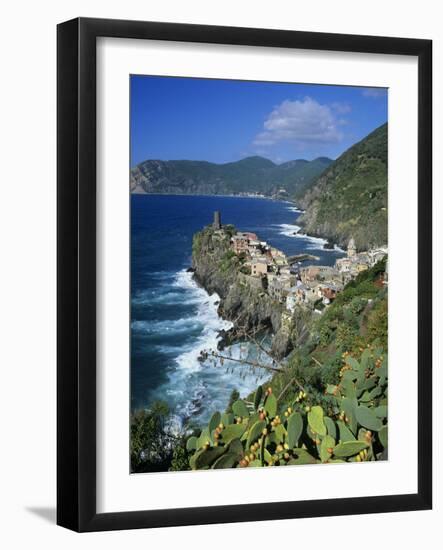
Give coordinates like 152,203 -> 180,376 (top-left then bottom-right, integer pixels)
213,211 -> 221,230
347,237 -> 356,258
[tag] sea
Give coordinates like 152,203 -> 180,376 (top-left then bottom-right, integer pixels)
131,194 -> 345,430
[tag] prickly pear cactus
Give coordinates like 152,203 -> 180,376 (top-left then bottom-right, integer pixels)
187,347 -> 388,469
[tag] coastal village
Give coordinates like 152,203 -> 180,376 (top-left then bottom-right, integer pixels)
212,211 -> 388,315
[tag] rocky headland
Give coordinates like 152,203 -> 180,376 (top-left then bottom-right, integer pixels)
191,225 -> 292,359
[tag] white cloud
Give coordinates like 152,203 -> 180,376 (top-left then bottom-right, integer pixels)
331,101 -> 352,114
253,97 -> 343,147
361,88 -> 387,98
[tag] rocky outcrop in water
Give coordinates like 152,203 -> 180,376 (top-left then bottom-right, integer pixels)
192,225 -> 292,359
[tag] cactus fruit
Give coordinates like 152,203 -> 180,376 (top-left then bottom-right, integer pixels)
320,435 -> 336,462
209,411 -> 221,433
187,347 -> 388,470
333,441 -> 368,458
246,420 -> 266,449
196,428 -> 212,450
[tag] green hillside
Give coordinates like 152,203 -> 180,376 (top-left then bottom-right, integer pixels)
130,155 -> 332,198
296,124 -> 388,250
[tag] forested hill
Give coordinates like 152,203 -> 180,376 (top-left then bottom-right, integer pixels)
295,123 -> 388,251
130,155 -> 332,197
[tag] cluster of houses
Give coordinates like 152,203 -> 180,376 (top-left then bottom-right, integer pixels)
335,237 -> 388,280
228,224 -> 387,314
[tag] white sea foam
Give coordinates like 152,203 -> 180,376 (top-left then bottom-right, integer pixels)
172,270 -> 232,374
305,235 -> 329,249
276,223 -> 344,252
278,223 -> 302,237
153,269 -> 270,428
132,288 -> 201,306
286,205 -> 304,213
131,318 -> 203,336
305,238 -> 345,252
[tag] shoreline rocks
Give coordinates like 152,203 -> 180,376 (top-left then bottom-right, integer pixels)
192,225 -> 293,359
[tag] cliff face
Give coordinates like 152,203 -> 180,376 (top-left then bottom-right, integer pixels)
192,226 -> 292,358
295,124 -> 388,251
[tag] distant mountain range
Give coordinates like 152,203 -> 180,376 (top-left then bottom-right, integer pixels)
130,155 -> 333,198
296,123 -> 388,250
131,124 -> 388,251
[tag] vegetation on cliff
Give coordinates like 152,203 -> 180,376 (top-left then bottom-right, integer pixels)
269,259 -> 387,408
296,123 -> 388,250
192,225 -> 290,356
131,231 -> 388,473
130,155 -> 332,197
186,257 -> 388,470
130,402 -> 176,473
187,345 -> 387,469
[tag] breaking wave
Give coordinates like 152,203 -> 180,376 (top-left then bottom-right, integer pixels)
276,224 -> 343,252
136,269 -> 270,430
286,205 -> 304,213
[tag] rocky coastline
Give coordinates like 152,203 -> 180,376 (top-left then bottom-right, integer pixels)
191,225 -> 293,359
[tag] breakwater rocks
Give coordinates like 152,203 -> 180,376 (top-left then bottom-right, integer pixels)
192,226 -> 292,359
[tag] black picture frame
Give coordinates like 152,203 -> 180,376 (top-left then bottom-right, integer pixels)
57,17 -> 432,532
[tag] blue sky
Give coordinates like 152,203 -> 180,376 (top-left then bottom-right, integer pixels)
130,75 -> 387,167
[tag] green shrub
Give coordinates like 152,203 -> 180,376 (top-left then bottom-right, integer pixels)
130,401 -> 175,473
219,250 -> 237,272
335,322 -> 358,351
349,296 -> 368,316
366,299 -> 388,349
169,438 -> 191,472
